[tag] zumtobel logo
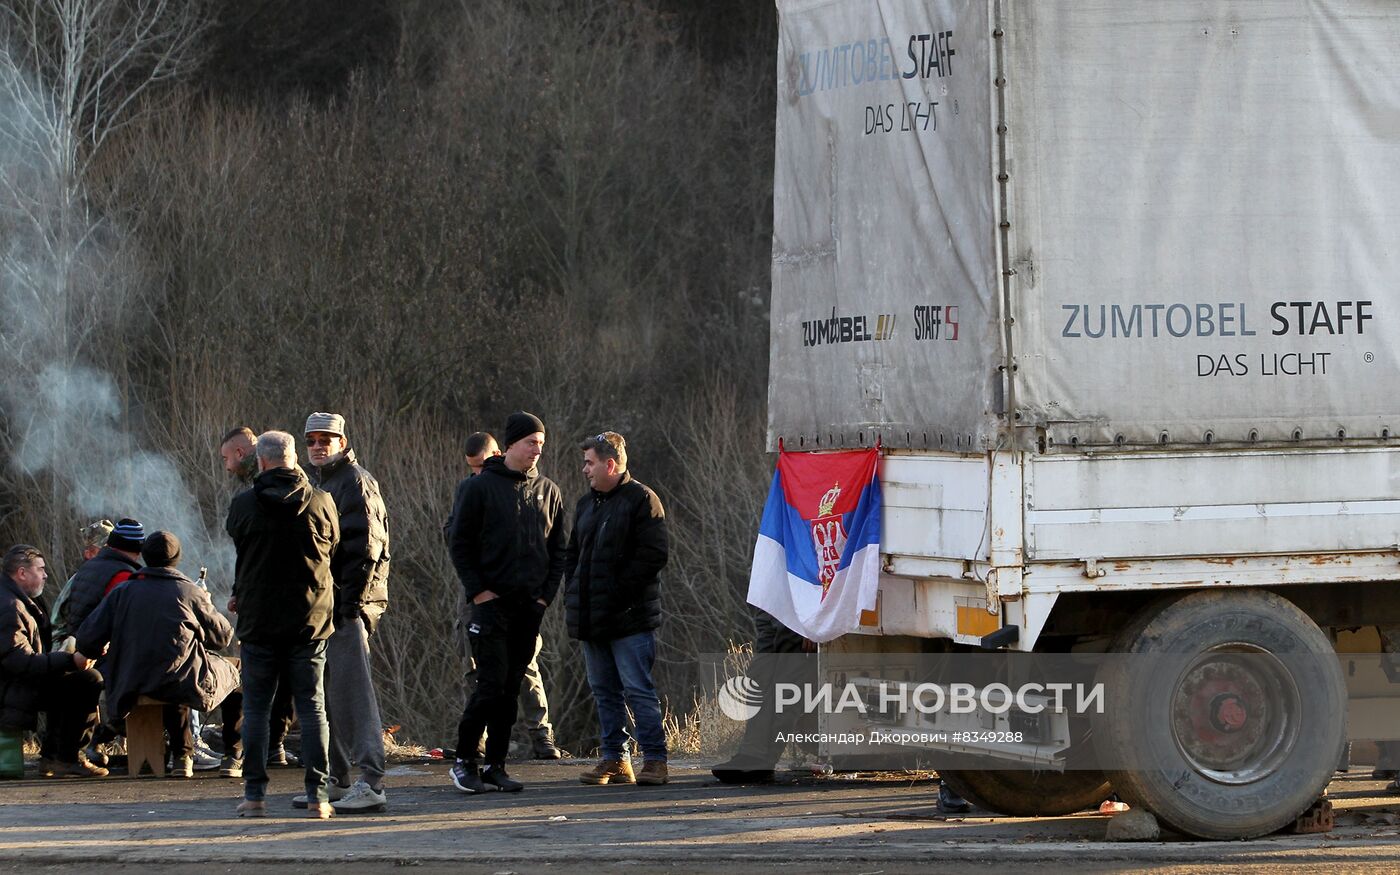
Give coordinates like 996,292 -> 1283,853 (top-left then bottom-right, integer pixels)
718,675 -> 763,721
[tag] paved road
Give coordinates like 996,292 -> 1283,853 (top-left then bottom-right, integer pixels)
3,759 -> 1400,871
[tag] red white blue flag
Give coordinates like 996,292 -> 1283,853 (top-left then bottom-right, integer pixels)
747,448 -> 881,643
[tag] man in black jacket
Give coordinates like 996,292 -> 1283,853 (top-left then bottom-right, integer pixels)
448,411 -> 567,794
226,430 -> 339,818
76,531 -> 243,778
564,432 -> 670,786
445,431 -> 564,760
304,411 -> 391,813
0,544 -> 105,777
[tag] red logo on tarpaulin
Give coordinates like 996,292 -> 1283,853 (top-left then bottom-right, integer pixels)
811,482 -> 847,599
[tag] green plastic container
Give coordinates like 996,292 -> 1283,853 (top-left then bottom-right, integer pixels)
0,729 -> 23,779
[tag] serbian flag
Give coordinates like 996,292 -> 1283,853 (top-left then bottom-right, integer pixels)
747,448 -> 881,643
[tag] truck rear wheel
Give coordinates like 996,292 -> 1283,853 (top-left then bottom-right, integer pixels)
938,768 -> 1112,817
1096,590 -> 1345,840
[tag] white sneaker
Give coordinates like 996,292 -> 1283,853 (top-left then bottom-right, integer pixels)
330,779 -> 388,814
293,780 -> 347,809
192,744 -> 222,771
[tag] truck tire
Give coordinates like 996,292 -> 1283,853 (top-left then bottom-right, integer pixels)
1096,589 -> 1345,840
938,768 -> 1113,817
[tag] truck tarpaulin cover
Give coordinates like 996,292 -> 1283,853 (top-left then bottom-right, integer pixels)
1008,1 -> 1400,446
768,0 -> 1000,452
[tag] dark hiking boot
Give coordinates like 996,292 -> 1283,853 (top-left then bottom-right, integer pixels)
530,731 -> 568,760
937,781 -> 971,814
711,755 -> 775,785
482,764 -> 523,792
580,759 -> 635,785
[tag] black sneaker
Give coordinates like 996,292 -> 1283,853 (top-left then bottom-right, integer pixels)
937,781 -> 971,814
482,764 -> 523,792
451,761 -> 488,794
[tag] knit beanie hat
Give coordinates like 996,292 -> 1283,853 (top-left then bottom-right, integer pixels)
304,412 -> 346,437
107,518 -> 145,553
502,411 -> 546,449
140,531 -> 182,568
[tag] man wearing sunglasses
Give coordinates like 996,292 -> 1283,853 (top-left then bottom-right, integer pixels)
303,412 -> 392,814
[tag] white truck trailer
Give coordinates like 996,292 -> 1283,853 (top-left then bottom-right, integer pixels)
771,0 -> 1400,839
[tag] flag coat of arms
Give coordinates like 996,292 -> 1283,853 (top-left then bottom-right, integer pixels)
747,447 -> 881,643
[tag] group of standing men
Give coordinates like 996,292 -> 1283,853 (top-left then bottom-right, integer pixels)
445,412 -> 671,791
0,407 -> 674,813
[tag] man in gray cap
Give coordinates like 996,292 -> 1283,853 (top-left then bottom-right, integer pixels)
303,412 -> 391,813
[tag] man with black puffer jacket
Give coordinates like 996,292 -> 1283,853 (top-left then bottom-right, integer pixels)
565,431 -> 670,787
448,411 -> 567,795
304,411 -> 392,814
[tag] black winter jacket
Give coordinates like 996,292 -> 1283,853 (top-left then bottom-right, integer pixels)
563,473 -> 668,641
448,457 -> 567,605
226,466 -> 340,646
312,449 -> 391,633
0,575 -> 78,731
76,567 -> 240,717
58,546 -> 141,639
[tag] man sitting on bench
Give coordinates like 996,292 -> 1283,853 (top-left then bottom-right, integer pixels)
76,532 -> 243,777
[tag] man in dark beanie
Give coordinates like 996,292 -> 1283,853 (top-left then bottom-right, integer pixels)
59,518 -> 143,637
76,532 -> 243,778
448,411 -> 567,794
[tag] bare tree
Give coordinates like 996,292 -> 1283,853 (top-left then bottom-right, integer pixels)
0,0 -> 209,572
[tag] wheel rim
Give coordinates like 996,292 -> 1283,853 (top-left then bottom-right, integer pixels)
1169,644 -> 1301,786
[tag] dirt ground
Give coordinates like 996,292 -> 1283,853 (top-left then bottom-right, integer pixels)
4,758 -> 1400,872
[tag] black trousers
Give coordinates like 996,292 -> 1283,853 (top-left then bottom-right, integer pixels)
36,668 -> 103,763
456,598 -> 544,766
163,691 -> 244,760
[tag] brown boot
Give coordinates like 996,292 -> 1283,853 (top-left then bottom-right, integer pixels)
579,759 -> 635,785
636,760 -> 669,785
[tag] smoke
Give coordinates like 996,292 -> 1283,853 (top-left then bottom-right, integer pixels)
0,45 -> 234,594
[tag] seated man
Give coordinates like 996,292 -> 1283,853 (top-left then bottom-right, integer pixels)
76,532 -> 243,777
0,544 -> 106,777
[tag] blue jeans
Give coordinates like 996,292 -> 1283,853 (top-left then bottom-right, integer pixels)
240,639 -> 330,803
582,631 -> 667,763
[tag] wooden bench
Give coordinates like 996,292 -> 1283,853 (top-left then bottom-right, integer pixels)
126,695 -> 173,777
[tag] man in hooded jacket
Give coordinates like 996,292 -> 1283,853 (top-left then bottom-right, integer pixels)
75,531 -> 243,778
225,430 -> 339,818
